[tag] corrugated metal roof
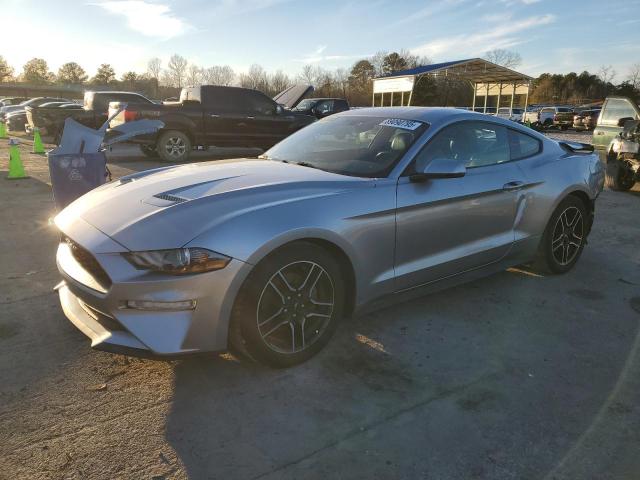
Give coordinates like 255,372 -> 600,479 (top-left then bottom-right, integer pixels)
376,58 -> 532,83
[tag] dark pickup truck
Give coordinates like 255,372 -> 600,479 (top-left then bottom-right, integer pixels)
26,90 -> 154,141
108,84 -> 316,162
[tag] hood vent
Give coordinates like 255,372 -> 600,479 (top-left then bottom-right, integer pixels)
153,193 -> 188,204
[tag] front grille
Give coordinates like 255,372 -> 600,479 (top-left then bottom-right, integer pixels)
64,237 -> 112,290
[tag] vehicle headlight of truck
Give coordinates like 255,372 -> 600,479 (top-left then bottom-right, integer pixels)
124,248 -> 230,274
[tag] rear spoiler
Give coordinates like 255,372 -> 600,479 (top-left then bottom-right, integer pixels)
558,141 -> 594,153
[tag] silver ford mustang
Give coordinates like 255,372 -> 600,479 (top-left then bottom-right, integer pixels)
54,107 -> 604,367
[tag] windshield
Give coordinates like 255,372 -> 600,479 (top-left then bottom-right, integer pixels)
292,99 -> 319,111
263,115 -> 428,178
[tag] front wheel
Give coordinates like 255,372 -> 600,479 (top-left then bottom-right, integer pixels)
230,242 -> 345,368
534,196 -> 587,274
156,130 -> 191,163
605,158 -> 635,191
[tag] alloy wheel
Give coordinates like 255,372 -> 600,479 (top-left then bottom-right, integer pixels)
165,137 -> 186,158
551,206 -> 584,266
256,261 -> 335,354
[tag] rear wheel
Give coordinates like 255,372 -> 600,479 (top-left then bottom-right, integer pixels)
157,130 -> 191,163
534,196 -> 587,274
605,157 -> 635,191
230,242 -> 345,368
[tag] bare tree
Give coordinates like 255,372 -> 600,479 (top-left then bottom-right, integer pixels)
597,65 -> 616,84
370,50 -> 388,77
186,64 -> 202,86
202,65 -> 235,86
334,68 -> 349,97
269,70 -> 291,95
147,57 -> 162,81
628,63 -> 640,90
239,64 -> 268,91
165,54 -> 188,88
484,49 -> 522,69
298,64 -> 320,85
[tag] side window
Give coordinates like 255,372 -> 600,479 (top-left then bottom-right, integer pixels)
245,92 -> 277,115
413,121 -> 510,171
336,100 -> 349,111
204,88 -> 249,113
316,100 -> 334,114
509,129 -> 541,160
600,98 -> 639,125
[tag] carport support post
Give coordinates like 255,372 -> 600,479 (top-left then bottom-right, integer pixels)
401,91 -> 404,106
510,83 -> 516,113
524,81 -> 530,112
483,82 -> 488,114
372,90 -> 375,107
472,83 -> 477,110
496,82 -> 502,112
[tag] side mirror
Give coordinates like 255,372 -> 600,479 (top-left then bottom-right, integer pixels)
276,105 -> 285,115
617,117 -> 634,127
410,158 -> 466,182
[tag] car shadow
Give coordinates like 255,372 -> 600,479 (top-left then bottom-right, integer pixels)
164,268 -> 639,479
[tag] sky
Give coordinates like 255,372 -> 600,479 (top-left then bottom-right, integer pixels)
2,0 -> 640,81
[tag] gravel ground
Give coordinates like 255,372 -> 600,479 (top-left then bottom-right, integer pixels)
1,133 -> 639,479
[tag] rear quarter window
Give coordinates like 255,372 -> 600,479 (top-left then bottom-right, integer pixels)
509,129 -> 541,160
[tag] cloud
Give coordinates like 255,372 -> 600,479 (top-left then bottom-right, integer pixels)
92,1 -> 191,39
410,14 -> 555,60
390,0 -> 468,28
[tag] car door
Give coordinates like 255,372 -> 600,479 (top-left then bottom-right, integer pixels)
593,98 -> 640,158
202,87 -> 254,147
394,120 -> 524,291
242,90 -> 290,147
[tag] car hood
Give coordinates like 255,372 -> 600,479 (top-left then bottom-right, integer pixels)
272,84 -> 314,109
55,159 -> 370,252
0,105 -> 24,115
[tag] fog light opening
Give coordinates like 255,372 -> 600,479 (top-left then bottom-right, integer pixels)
124,300 -> 197,311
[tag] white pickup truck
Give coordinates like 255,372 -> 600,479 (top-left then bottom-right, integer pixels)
523,106 -> 574,129
495,107 -> 524,122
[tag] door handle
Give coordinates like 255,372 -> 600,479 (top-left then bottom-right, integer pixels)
503,181 -> 525,191
596,131 -> 604,135
209,114 -> 220,118
246,116 -> 255,120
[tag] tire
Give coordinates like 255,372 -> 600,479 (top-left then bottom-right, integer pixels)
156,130 -> 191,163
533,196 -> 587,274
139,144 -> 159,158
605,158 -> 635,191
230,241 -> 345,368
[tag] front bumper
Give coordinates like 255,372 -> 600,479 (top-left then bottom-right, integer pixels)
55,224 -> 249,357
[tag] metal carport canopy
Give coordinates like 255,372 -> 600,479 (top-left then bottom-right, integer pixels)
372,58 -> 532,111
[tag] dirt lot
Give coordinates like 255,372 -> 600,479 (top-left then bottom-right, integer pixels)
1,134 -> 639,480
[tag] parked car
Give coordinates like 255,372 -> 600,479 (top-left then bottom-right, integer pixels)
0,97 -> 27,107
108,84 -> 316,162
592,96 -> 640,191
54,107 -> 603,366
0,97 -> 71,122
593,97 -> 640,160
5,110 -> 28,132
581,109 -> 600,130
525,106 -> 574,129
24,102 -> 83,134
495,107 -> 524,122
291,98 -> 350,119
26,91 -> 153,141
605,118 -> 640,191
6,101 -> 72,132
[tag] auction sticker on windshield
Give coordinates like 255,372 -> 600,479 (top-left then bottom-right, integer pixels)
379,118 -> 423,130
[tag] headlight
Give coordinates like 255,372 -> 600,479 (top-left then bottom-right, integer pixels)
124,248 -> 230,275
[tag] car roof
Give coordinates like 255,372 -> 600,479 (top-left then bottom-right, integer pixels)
337,106 -> 549,139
